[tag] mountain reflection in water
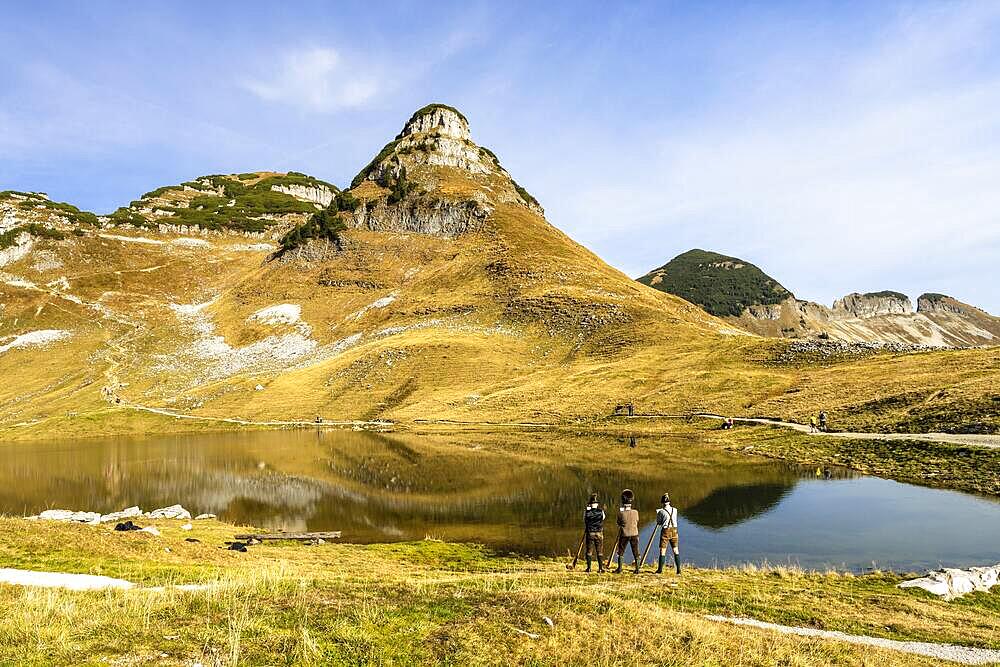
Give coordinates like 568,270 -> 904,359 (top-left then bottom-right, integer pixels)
3,428 -> 999,570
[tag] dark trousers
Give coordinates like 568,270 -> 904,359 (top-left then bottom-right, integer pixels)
617,534 -> 640,564
585,532 -> 604,560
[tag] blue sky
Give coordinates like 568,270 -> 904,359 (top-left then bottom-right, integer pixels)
3,1 -> 1000,312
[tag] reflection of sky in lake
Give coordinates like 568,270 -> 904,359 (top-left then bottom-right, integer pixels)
2,430 -> 998,572
634,476 -> 1000,571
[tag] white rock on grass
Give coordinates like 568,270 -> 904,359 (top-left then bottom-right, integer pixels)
899,563 -> 1000,600
350,293 -> 397,320
194,513 -> 216,520
145,504 -> 191,520
37,509 -> 100,524
99,506 -> 142,523
248,303 -> 302,326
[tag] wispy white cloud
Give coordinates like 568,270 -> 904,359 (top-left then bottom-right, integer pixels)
546,2 -> 1000,311
0,62 -> 266,159
242,47 -> 379,112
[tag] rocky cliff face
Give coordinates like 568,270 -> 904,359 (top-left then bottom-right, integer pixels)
345,104 -> 544,234
399,105 -> 471,139
738,291 -> 999,348
270,183 -> 335,207
382,105 -> 497,178
349,194 -> 492,238
833,292 -> 913,317
917,293 -> 979,316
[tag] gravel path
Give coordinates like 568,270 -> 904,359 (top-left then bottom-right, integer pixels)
705,615 -> 1000,665
695,414 -> 1000,450
124,403 -> 390,429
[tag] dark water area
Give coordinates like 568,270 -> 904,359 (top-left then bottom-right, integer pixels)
1,428 -> 998,571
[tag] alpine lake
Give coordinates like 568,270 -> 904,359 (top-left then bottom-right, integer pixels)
3,427 -> 999,572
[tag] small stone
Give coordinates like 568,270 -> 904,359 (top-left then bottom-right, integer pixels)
543,616 -> 554,628
140,526 -> 161,537
180,523 -> 193,531
194,513 -> 216,520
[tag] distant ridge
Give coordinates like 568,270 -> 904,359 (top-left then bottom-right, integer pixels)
639,249 -> 1000,348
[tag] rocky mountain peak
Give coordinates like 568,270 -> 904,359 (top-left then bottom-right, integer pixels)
352,104 -> 498,188
347,103 -> 544,220
399,104 -> 471,141
917,293 -> 989,317
832,291 -> 912,318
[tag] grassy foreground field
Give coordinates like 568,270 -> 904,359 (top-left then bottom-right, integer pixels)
1,517 -> 998,666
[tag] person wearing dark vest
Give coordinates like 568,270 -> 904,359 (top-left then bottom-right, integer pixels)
615,489 -> 641,574
583,493 -> 605,573
656,493 -> 681,575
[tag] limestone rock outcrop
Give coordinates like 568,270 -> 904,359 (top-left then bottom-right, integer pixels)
917,293 -> 980,316
833,292 -> 913,317
271,183 -> 335,207
28,504 -> 192,523
348,104 -> 544,226
349,194 -> 492,238
399,105 -> 472,141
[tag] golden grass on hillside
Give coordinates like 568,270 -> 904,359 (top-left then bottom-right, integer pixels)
1,517 -> 998,666
1,163 -> 997,438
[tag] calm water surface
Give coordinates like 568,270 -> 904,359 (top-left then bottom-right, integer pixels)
2,429 -> 998,571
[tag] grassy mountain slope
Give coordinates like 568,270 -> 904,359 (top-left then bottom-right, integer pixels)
1,107 -> 998,437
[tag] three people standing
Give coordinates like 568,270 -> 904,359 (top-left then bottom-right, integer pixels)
580,489 -> 680,575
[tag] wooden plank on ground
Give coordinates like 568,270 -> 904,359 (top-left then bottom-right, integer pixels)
233,532 -> 341,541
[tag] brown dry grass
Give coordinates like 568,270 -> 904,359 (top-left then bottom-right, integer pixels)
0,166 -> 996,441
1,517 -> 997,666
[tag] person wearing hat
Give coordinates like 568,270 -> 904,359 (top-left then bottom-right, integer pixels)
583,493 -> 606,573
614,489 -> 641,574
656,493 -> 681,575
